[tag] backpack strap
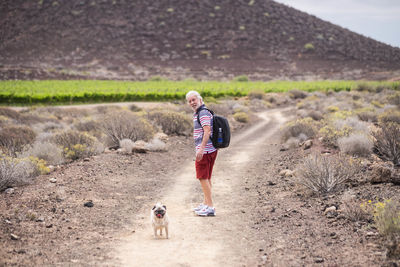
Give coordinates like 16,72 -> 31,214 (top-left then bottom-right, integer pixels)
196,106 -> 214,127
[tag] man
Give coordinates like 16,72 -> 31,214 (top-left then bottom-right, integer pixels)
186,90 -> 217,216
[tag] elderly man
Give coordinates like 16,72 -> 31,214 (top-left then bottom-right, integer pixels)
186,90 -> 217,216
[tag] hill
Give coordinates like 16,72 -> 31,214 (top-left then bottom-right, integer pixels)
1,0 -> 400,80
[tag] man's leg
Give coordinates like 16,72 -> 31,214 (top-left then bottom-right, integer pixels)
199,178 -> 213,207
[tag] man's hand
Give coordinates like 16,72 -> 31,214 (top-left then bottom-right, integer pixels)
196,148 -> 204,162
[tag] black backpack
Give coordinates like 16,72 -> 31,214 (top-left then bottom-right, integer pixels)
196,107 -> 230,149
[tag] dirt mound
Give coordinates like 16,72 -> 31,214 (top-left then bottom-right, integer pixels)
1,0 -> 400,80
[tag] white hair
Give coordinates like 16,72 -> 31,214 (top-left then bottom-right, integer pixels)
185,90 -> 203,102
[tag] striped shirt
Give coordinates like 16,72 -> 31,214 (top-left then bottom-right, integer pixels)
193,106 -> 217,154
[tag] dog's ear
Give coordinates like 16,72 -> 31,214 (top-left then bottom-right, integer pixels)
163,205 -> 167,210
152,206 -> 156,210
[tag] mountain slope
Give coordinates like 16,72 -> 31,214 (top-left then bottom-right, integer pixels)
1,0 -> 399,80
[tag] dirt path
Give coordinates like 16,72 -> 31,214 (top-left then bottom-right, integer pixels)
114,109 -> 288,266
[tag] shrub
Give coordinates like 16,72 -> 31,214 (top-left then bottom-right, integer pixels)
378,109 -> 400,125
304,43 -> 314,51
354,82 -> 376,92
101,110 -> 154,147
297,153 -> 358,194
281,118 -> 316,143
0,156 -> 38,191
338,133 -> 373,157
119,139 -> 134,154
52,130 -> 101,160
334,117 -> 369,133
372,199 -> 400,238
146,138 -> 167,152
75,120 -> 100,132
129,104 -> 142,112
234,75 -> 249,82
289,89 -> 308,99
0,107 -> 20,120
357,110 -> 378,123
373,122 -> 400,166
248,91 -> 265,100
341,194 -> 370,222
319,124 -> 352,147
20,141 -> 64,165
233,112 -> 249,123
207,103 -> 232,117
307,110 -> 323,121
0,125 -> 36,156
148,110 -> 192,136
387,92 -> 400,107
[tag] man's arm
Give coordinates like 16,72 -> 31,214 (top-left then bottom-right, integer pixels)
196,125 -> 211,162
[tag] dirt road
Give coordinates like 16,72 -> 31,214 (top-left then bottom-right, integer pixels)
114,110 -> 288,266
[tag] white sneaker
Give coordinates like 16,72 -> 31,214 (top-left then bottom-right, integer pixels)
193,203 -> 206,212
195,206 -> 216,216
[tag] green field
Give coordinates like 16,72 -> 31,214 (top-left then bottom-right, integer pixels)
0,80 -> 398,105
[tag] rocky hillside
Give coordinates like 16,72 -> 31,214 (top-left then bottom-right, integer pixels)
1,0 -> 400,80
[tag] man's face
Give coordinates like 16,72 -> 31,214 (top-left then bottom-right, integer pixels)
187,94 -> 201,111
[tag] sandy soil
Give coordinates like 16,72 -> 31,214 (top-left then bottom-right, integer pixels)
1,106 -> 399,266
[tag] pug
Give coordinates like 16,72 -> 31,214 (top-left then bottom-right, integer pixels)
150,202 -> 169,239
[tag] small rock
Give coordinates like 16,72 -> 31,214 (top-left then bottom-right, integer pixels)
279,169 -> 294,177
303,140 -> 313,150
36,217 -> 45,222
366,231 -> 378,237
267,181 -> 276,186
5,219 -> 12,224
154,132 -> 169,142
280,145 -> 288,151
84,201 -> 94,208
324,206 -> 337,213
10,234 -> 19,240
5,188 -> 14,194
270,207 -> 276,213
46,224 -> 53,228
83,158 -> 90,162
314,257 -> 324,263
48,165 -> 55,172
49,178 -> 57,183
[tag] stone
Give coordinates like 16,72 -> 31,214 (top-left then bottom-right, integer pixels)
84,201 -> 94,208
279,169 -> 294,177
303,140 -> 313,150
83,158 -> 90,162
5,188 -> 14,194
314,257 -> 324,263
324,206 -> 337,213
49,178 -> 57,183
154,132 -> 169,142
10,234 -> 19,240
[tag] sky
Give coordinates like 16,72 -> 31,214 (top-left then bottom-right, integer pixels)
273,0 -> 400,48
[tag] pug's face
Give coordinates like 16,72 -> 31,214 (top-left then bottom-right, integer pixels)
152,203 -> 167,219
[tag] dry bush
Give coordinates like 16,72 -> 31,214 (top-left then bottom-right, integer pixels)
233,112 -> 249,123
207,103 -> 232,117
248,99 -> 271,112
95,105 -> 123,114
373,122 -> 400,166
297,153 -> 358,194
119,139 -> 134,154
357,110 -> 378,123
334,117 -> 369,133
20,141 -> 64,165
354,82 -> 376,92
0,107 -> 20,120
129,104 -> 142,112
341,193 -> 370,222
338,133 -> 373,157
75,120 -> 100,132
146,138 -> 167,152
281,118 -> 316,143
0,156 -> 38,191
248,91 -> 265,100
373,200 -> 400,238
52,130 -> 102,160
307,110 -> 323,121
289,89 -> 308,99
147,110 -> 192,136
387,92 -> 400,107
0,125 -> 36,156
101,110 -> 154,147
378,109 -> 400,125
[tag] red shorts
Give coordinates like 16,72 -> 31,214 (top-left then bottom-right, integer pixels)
195,150 -> 218,180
